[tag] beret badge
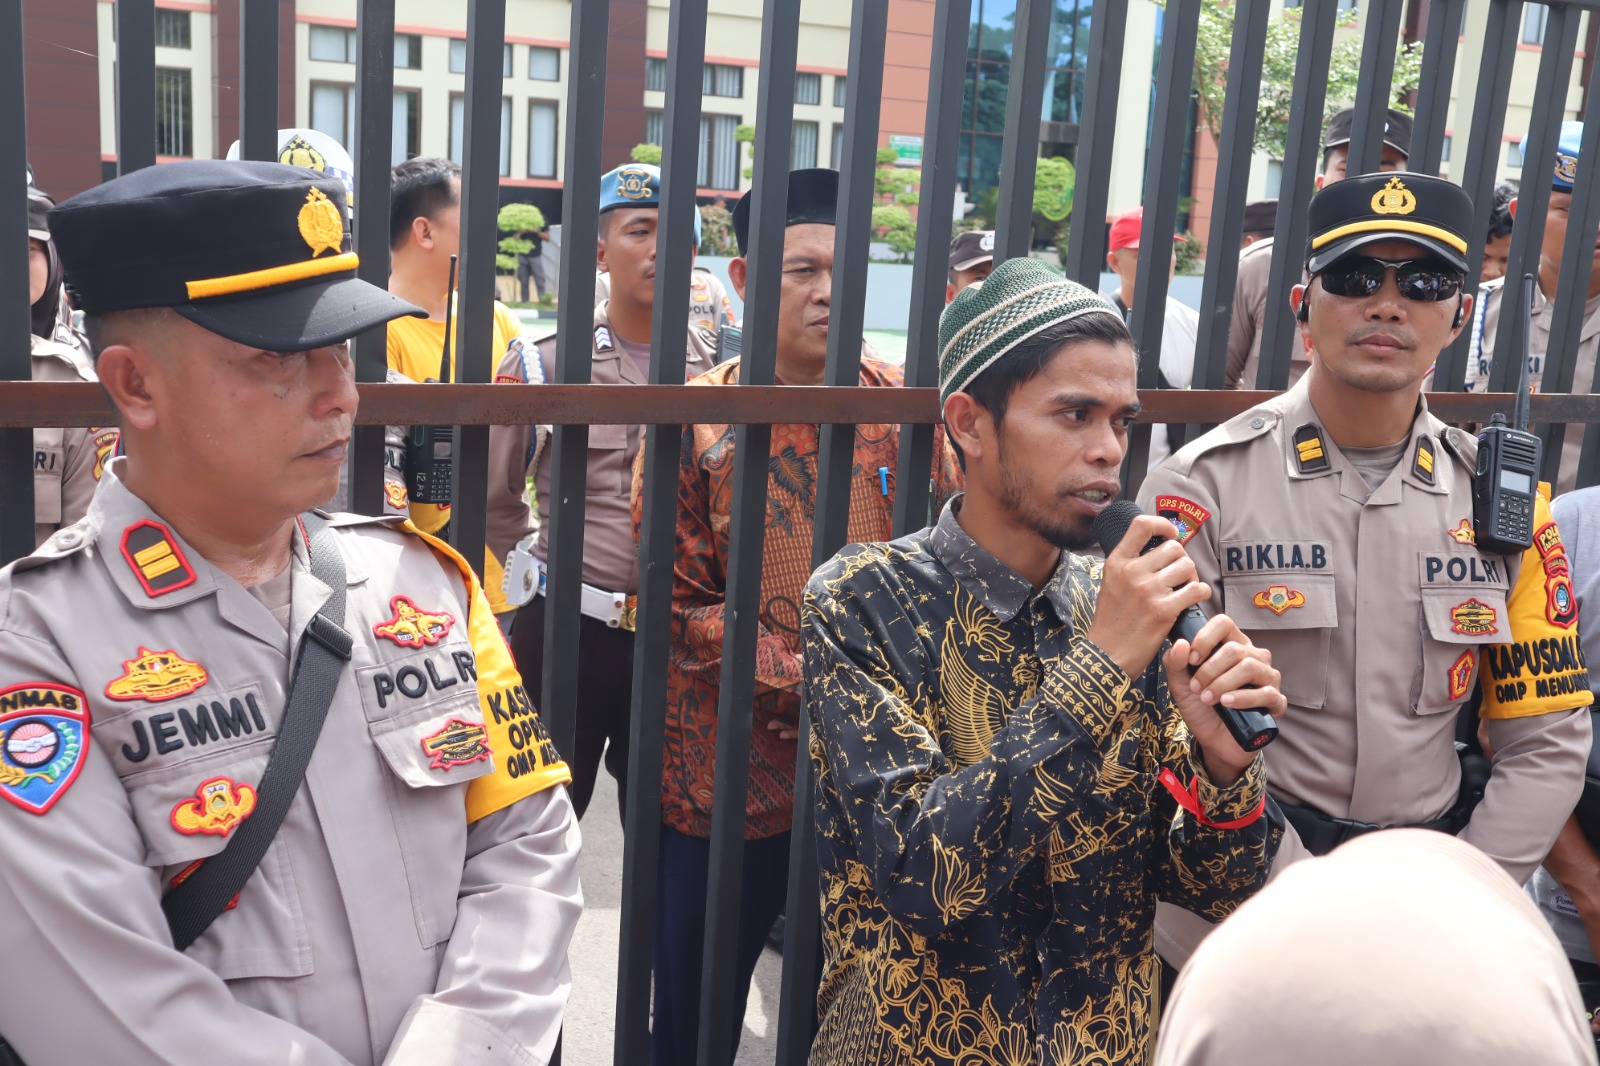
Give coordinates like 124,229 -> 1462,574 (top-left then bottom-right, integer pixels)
1370,177 -> 1417,216
298,187 -> 344,258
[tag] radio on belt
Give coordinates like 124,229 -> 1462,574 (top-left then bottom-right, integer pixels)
1471,273 -> 1541,555
405,254 -> 458,505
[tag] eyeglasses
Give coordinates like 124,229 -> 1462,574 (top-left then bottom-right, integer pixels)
1317,256 -> 1464,302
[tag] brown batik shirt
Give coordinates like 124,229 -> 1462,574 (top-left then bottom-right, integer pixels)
803,499 -> 1280,1066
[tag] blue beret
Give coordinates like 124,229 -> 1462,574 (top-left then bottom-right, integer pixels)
1522,121 -> 1583,192
599,163 -> 701,245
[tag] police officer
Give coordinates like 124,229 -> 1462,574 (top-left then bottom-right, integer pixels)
26,174 -> 118,548
1140,172 -> 1594,965
488,163 -> 717,821
0,160 -> 581,1064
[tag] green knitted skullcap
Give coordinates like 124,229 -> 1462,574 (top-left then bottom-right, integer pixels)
937,256 -> 1124,405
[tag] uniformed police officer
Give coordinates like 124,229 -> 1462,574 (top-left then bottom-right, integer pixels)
1140,172 -> 1594,965
0,160 -> 581,1065
488,162 -> 717,821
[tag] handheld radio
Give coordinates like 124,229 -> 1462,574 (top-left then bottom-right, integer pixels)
405,255 -> 458,505
715,322 -> 742,365
1471,273 -> 1542,554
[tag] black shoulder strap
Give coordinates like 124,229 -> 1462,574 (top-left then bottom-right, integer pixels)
161,513 -> 353,952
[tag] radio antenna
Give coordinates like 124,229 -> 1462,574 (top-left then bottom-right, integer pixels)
440,253 -> 459,384
1513,272 -> 1533,432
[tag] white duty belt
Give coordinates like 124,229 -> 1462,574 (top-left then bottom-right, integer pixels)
503,536 -> 636,631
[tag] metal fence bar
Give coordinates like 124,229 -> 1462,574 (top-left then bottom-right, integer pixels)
1191,0 -> 1270,402
116,0 -> 156,173
447,0 -> 507,573
993,0 -> 1054,262
1549,99 -> 1600,481
1063,0 -> 1128,287
1408,0 -> 1466,178
348,0 -> 397,518
540,0 -> 608,792
776,1 -> 889,1059
1345,0 -> 1404,177
1123,0 -> 1203,496
1489,2 -> 1581,392
239,0 -> 279,162
616,0 -> 711,1054
0,0 -> 28,566
693,0 -> 801,1054
1438,0 -> 1523,392
1256,0 -> 1340,389
892,0 -> 973,538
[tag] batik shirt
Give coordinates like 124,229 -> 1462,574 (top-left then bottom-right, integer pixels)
803,499 -> 1280,1066
632,356 -> 962,840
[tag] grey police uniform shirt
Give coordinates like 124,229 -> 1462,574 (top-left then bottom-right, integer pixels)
0,458 -> 582,1066
485,300 -> 717,594
31,333 -> 118,548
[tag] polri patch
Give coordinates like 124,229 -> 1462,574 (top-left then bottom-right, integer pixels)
374,595 -> 457,649
0,683 -> 90,816
104,646 -> 208,703
1252,585 -> 1306,615
422,718 -> 494,771
1156,495 -> 1211,544
1450,598 -> 1499,636
1411,436 -> 1436,485
1449,649 -> 1476,701
1292,424 -> 1329,474
171,776 -> 256,837
1535,521 -> 1578,629
120,520 -> 196,598
1448,519 -> 1476,545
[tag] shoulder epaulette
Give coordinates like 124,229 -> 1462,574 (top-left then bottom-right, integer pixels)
1165,406 -> 1279,476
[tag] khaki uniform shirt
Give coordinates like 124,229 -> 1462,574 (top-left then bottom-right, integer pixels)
1227,238 -> 1312,391
31,334 -> 118,548
0,459 -> 580,1066
1139,375 -> 1592,882
1478,284 -> 1600,495
486,302 -> 716,592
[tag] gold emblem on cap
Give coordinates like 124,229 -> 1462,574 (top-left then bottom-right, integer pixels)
298,187 -> 344,258
1556,153 -> 1579,185
616,166 -> 653,201
1371,177 -> 1417,216
279,135 -> 327,173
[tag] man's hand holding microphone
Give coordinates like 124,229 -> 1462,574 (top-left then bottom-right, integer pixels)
1086,501 -> 1286,787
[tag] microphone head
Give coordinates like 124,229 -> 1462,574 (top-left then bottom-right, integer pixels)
1093,499 -> 1143,556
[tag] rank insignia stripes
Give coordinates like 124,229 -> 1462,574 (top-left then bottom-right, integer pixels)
1292,424 -> 1329,474
1412,437 -> 1436,485
1449,649 -> 1476,701
120,520 -> 197,598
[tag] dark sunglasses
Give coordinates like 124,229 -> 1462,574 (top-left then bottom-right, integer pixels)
1317,256 -> 1464,302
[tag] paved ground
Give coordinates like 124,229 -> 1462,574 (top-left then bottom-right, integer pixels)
562,769 -> 786,1066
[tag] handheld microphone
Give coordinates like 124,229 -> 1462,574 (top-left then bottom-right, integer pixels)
1093,499 -> 1278,752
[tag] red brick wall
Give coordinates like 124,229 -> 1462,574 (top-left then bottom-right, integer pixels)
24,1 -> 102,200
603,0 -> 647,174
213,0 -> 299,160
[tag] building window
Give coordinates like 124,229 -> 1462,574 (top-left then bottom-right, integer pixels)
529,100 -> 559,178
1507,140 -> 1525,167
646,110 -> 663,145
1441,135 -> 1452,163
1523,6 -> 1548,45
833,75 -> 847,108
309,25 -> 357,63
831,123 -> 844,167
529,46 -> 560,81
646,57 -> 667,92
394,33 -> 422,70
155,9 -> 190,49
310,82 -> 354,146
703,63 -> 743,98
393,89 -> 421,165
699,113 -> 740,189
155,67 -> 192,156
449,39 -> 513,76
451,94 -> 512,177
792,120 -> 819,169
796,72 -> 822,106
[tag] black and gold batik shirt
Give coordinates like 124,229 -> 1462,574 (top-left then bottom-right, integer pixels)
803,500 -> 1281,1066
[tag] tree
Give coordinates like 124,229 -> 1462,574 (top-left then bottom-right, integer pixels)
631,143 -> 662,165
872,204 -> 918,262
1180,1 -> 1425,161
1034,156 -> 1075,224
496,202 -> 547,273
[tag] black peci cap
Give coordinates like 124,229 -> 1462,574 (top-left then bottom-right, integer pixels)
1241,198 -> 1278,235
731,168 -> 840,256
49,159 -> 422,351
1322,107 -> 1414,160
1305,172 -> 1472,275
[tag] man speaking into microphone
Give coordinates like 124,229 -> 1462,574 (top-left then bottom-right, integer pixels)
801,258 -> 1285,1066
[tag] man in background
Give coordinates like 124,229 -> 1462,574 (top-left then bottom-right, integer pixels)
945,228 -> 995,303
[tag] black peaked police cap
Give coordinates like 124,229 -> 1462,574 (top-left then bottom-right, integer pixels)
1305,172 -> 1473,276
49,159 -> 423,351
731,167 -> 840,257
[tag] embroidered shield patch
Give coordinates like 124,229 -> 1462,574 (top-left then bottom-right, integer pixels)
374,595 -> 456,649
171,776 -> 257,837
0,684 -> 91,815
421,718 -> 494,771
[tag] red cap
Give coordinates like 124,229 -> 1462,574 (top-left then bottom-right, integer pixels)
1107,207 -> 1185,253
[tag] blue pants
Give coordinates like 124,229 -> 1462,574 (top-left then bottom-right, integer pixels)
651,826 -> 791,1066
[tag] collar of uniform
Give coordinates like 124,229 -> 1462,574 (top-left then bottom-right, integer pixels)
1276,379 -> 1451,495
591,303 -> 622,363
89,458 -> 219,609
927,495 -> 1075,626
29,334 -> 94,380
